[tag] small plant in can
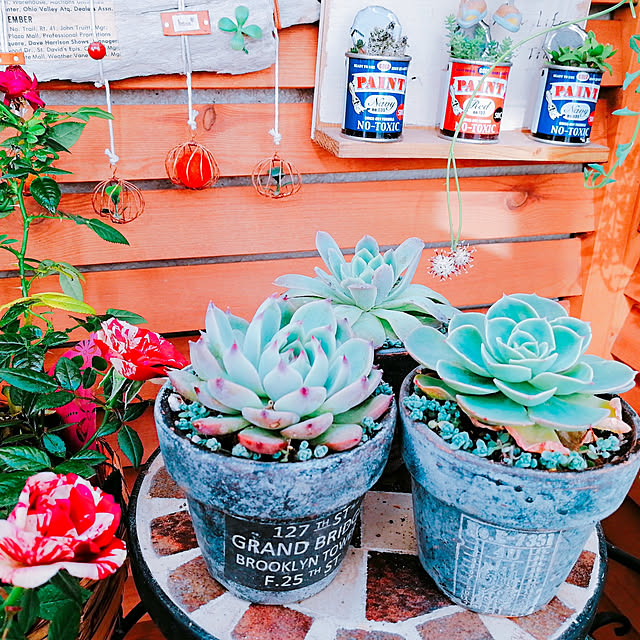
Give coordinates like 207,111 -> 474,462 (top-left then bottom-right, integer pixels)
548,30 -> 616,73
445,14 -> 512,62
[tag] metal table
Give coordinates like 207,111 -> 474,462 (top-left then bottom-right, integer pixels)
127,450 -> 606,640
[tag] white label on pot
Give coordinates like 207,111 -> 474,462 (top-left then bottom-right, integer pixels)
364,94 -> 398,115
452,514 -> 559,614
560,102 -> 591,121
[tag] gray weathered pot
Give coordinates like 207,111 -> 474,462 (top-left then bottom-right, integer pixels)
155,382 -> 396,604
400,366 -> 640,616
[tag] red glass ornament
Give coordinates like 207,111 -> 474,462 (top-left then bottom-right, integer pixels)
165,141 -> 220,190
88,41 -> 107,60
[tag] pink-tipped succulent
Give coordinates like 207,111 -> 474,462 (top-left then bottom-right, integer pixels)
169,297 -> 393,459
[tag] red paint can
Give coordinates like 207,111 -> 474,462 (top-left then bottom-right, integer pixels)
440,58 -> 512,143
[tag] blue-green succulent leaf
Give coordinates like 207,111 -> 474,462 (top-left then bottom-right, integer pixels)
207,377 -> 263,411
447,325 -> 491,377
530,362 -> 593,395
405,325 -> 460,370
273,386 -> 327,415
456,393 -> 535,426
371,309 -> 421,343
372,264 -> 395,305
485,317 -> 517,360
493,379 -> 557,407
355,235 -> 379,256
510,294 -> 568,320
351,312 -> 387,348
393,237 -> 424,273
527,394 -> 611,430
437,361 -> 497,395
552,316 -> 592,351
480,344 -> 532,383
223,343 -> 263,395
303,338 -> 330,387
168,369 -> 199,402
280,413 -> 334,439
515,318 -> 556,351
190,338 -> 225,380
347,283 -> 377,310
263,360 -> 304,401
487,295 -> 539,322
274,274 -> 341,301
582,355 -> 637,394
508,353 -> 558,376
332,338 -> 374,385
550,325 -> 587,372
290,300 -> 337,336
242,407 -> 300,430
448,312 -> 486,337
320,369 -> 382,415
333,394 -> 392,423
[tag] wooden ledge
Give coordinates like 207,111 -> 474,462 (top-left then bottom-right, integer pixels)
313,124 -> 610,162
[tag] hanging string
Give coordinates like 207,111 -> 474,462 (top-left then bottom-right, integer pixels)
268,26 -> 281,146
89,0 -> 118,166
178,0 -> 198,131
0,0 -> 9,54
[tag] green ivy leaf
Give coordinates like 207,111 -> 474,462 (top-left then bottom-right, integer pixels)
43,433 -> 67,457
118,424 -> 143,467
0,446 -> 51,472
30,176 -> 61,213
0,367 -> 58,392
55,357 -> 82,391
49,121 -> 87,151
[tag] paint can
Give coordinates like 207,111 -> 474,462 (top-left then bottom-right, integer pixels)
531,64 -> 603,145
342,52 -> 411,141
440,58 -> 511,143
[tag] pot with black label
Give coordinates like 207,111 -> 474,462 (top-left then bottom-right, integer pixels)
155,382 -> 396,604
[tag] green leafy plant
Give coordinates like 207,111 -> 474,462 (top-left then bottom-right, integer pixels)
445,14 -> 512,62
404,293 -> 636,469
167,297 -> 393,461
548,30 -> 616,73
218,6 -> 263,54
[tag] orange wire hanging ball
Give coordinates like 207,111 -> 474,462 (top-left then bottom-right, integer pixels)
165,140 -> 220,190
251,152 -> 301,199
92,173 -> 145,224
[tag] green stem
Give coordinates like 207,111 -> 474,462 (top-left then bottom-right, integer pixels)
15,181 -> 30,298
445,0 -> 631,250
1,586 -> 24,611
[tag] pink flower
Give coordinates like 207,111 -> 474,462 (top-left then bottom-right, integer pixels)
94,318 -> 187,381
0,65 -> 44,110
0,473 -> 126,588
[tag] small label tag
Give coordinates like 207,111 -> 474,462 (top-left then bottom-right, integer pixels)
0,52 -> 25,65
161,11 -> 211,36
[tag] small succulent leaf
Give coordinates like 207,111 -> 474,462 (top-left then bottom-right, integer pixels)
350,255 -> 369,280
552,316 -> 592,351
242,24 -> 262,39
332,338 -> 374,386
504,425 -> 570,454
190,338 -> 225,380
413,374 -> 457,400
332,304 -> 364,328
303,338 -> 330,387
235,5 -> 249,26
306,325 -> 336,362
508,352 -> 559,377
274,274 -> 341,301
347,283 -> 377,310
289,347 -> 311,381
207,377 -> 264,411
316,231 -> 346,276
405,325 -> 460,371
218,17 -> 237,32
510,294 -> 568,320
371,308 -> 421,343
241,407 -> 300,430
325,353 -> 350,397
194,384 -> 236,413
390,295 -> 458,325
290,299 -> 337,336
549,325 -> 586,372
480,344 -> 532,383
371,263 -> 395,305
263,360 -> 304,401
456,393 -> 535,427
168,369 -> 200,402
192,416 -> 249,436
351,312 -> 387,348
486,295 -> 539,322
582,354 -> 637,394
238,427 -> 288,455
384,249 -> 423,301
526,394 -> 611,431
310,423 -> 363,451
530,362 -> 593,395
595,397 -> 631,434
280,413 -> 334,439
446,325 -> 491,377
448,312 -> 486,338
437,361 -> 497,395
223,343 -> 263,395
355,235 -> 380,256
321,369 -> 382,415
388,282 -> 452,306
493,379 -> 557,407
205,302 -> 234,356
516,318 -> 556,351
258,337 -> 284,381
273,386 -> 327,415
393,237 -> 424,274
333,394 -> 392,423
358,266 -> 376,285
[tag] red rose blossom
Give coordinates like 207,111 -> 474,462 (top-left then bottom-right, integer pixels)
0,65 -> 44,111
0,473 -> 126,588
94,318 -> 188,381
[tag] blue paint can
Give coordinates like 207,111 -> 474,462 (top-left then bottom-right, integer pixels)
531,64 -> 603,145
342,53 -> 411,141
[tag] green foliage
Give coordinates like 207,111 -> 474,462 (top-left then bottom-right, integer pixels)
218,6 -> 263,54
445,14 -> 512,62
548,30 -> 616,73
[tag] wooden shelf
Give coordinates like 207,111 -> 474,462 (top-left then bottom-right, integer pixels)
313,124 -> 610,163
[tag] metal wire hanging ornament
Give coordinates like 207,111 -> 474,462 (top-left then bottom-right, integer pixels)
165,0 -> 220,190
93,170 -> 144,225
252,13 -> 301,199
88,0 -> 144,223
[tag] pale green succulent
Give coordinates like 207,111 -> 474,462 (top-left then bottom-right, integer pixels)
405,293 -> 636,447
274,232 -> 458,349
168,297 -> 393,457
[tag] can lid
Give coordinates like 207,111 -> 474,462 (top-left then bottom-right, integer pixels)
543,24 -> 588,57
351,5 -> 402,49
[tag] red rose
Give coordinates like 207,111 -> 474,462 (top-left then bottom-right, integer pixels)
94,318 -> 188,381
0,65 -> 44,110
0,473 -> 126,588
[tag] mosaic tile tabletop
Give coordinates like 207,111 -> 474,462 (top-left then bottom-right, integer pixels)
131,454 -> 603,640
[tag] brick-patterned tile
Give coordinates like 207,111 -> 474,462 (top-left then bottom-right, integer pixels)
167,556 -> 225,612
366,551 -> 452,622
149,467 -> 185,499
337,630 -> 405,640
565,550 -> 596,589
511,597 -> 576,640
417,610 -> 492,640
231,605 -> 313,640
150,511 -> 198,556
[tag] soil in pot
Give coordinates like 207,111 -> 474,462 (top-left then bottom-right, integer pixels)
155,382 -> 397,604
400,366 -> 640,616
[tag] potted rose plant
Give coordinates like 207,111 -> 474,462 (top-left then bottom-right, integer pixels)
399,293 -> 640,616
155,297 -> 396,603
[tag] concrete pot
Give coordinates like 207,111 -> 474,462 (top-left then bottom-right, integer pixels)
400,366 -> 640,616
155,382 -> 396,604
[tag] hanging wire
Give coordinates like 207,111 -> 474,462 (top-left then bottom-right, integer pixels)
178,0 -> 198,131
89,0 -> 118,165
